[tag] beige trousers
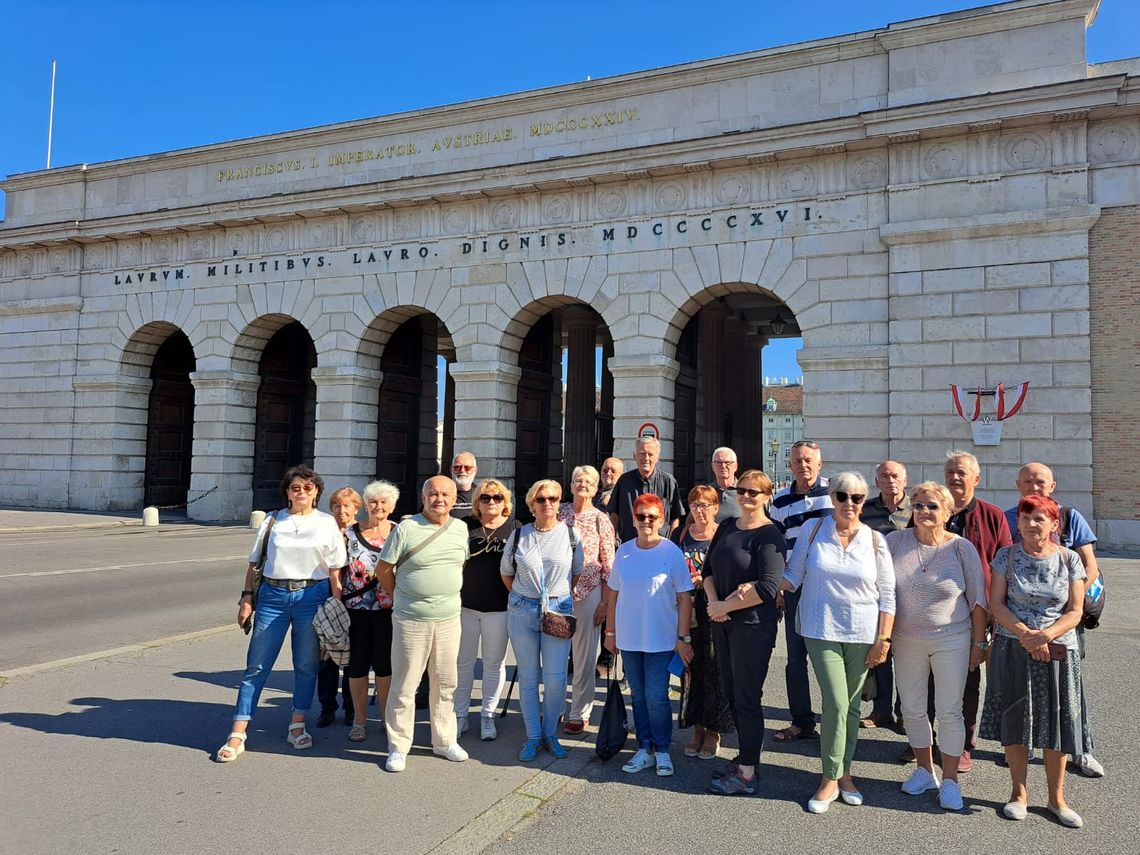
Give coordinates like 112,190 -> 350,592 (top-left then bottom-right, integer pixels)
385,613 -> 461,754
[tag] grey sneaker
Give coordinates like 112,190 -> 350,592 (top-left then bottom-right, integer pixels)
456,715 -> 470,736
1074,753 -> 1105,778
709,770 -> 757,795
480,716 -> 497,741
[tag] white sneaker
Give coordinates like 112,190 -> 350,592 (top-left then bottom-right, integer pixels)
623,748 -> 654,774
939,779 -> 964,811
385,750 -> 406,773
433,743 -> 469,762
902,766 -> 941,795
456,715 -> 470,736
1074,753 -> 1105,778
655,750 -> 674,776
480,716 -> 497,741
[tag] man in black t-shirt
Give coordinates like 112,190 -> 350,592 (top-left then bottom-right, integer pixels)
606,437 -> 685,541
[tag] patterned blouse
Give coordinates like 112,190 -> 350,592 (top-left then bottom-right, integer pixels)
557,502 -> 616,602
342,523 -> 391,610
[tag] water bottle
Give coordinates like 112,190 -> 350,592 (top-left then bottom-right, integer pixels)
1087,576 -> 1103,602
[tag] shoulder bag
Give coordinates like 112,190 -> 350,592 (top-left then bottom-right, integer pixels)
513,522 -> 579,639
242,512 -> 277,635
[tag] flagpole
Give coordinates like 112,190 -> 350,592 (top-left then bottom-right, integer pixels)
46,60 -> 57,169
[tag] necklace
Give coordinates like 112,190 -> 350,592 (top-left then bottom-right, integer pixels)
915,531 -> 946,572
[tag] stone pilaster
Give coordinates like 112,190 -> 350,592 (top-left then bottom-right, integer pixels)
562,306 -> 600,479
70,374 -> 153,510
187,370 -> 260,521
608,354 -> 681,464
449,360 -> 523,488
312,365 -> 384,492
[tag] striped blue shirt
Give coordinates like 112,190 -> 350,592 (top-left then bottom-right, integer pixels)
769,476 -> 833,550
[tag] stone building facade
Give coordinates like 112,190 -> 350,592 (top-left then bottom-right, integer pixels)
1,0 -> 1137,545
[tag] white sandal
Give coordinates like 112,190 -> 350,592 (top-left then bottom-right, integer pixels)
216,732 -> 246,762
287,721 -> 312,750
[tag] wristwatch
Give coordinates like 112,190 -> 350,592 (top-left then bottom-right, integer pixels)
972,640 -> 990,651
678,634 -> 692,644
877,635 -> 892,644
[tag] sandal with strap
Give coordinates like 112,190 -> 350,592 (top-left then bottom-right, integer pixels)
348,724 -> 368,742
287,721 -> 313,750
215,732 -> 246,762
773,724 -> 816,742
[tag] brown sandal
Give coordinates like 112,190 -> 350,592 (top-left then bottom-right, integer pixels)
699,732 -> 721,760
684,725 -> 705,757
773,724 -> 816,742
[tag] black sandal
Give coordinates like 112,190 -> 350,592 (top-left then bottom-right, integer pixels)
773,725 -> 816,742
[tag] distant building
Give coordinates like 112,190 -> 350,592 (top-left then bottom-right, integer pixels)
762,382 -> 803,487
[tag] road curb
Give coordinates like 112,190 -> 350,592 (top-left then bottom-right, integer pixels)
0,520 -> 142,535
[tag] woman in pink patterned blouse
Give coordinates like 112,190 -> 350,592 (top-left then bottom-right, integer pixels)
558,464 -> 617,734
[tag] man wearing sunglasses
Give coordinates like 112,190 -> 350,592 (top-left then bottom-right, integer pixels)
606,437 -> 685,542
707,447 -> 742,523
449,452 -> 479,519
768,439 -> 832,742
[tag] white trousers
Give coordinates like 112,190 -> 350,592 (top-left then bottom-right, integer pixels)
893,629 -> 971,758
385,614 -> 460,753
453,607 -> 510,719
568,585 -> 604,722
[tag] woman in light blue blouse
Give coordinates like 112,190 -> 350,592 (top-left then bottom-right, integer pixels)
779,471 -> 895,814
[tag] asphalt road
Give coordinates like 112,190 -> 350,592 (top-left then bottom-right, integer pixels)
0,524 -> 253,670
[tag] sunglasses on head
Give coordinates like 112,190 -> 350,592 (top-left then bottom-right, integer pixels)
479,494 -> 505,503
792,440 -> 820,450
913,501 -> 941,511
735,486 -> 766,498
834,491 -> 865,505
533,495 -> 559,504
635,513 -> 660,522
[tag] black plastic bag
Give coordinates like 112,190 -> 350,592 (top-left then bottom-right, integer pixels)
595,663 -> 629,761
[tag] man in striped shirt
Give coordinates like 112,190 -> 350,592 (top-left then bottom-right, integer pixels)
768,440 -> 833,741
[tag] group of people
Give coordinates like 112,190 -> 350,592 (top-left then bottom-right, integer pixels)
214,438 -> 1103,829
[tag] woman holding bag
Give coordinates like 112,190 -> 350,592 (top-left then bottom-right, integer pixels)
216,465 -> 347,762
502,479 -> 583,761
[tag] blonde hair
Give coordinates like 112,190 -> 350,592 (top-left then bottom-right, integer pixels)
525,479 -> 563,510
472,478 -> 513,521
737,469 -> 773,496
910,481 -> 954,513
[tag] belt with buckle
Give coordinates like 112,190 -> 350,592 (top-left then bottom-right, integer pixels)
263,578 -> 322,591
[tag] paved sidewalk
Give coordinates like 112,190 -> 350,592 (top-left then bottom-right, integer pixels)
0,506 -> 247,534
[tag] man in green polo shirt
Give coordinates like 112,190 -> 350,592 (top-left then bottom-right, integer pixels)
378,475 -> 470,772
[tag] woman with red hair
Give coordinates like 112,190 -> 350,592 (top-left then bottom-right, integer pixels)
981,494 -> 1090,828
604,493 -> 694,777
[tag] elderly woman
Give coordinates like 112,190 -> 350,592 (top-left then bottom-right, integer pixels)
604,494 -> 694,777
672,484 -> 733,762
316,486 -> 361,728
886,481 -> 988,811
981,495 -> 1089,829
780,471 -> 895,813
558,465 -> 616,734
339,481 -> 398,743
216,465 -> 347,761
701,471 -> 786,795
502,479 -> 583,761
454,478 -> 520,741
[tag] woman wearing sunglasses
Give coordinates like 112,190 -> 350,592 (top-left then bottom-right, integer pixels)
779,471 -> 895,812
605,494 -> 694,777
216,465 -> 347,762
454,478 -> 520,741
885,482 -> 987,811
502,480 -> 583,761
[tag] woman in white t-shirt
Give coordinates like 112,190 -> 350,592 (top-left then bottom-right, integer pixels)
215,465 -> 347,762
604,494 -> 694,778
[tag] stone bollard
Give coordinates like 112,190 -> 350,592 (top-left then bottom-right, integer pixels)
143,506 -> 159,527
249,510 -> 266,529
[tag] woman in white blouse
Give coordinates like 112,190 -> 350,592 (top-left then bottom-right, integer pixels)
886,481 -> 987,811
779,471 -> 895,813
216,465 -> 348,762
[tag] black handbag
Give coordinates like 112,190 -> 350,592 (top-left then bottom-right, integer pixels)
595,658 -> 629,761
242,513 -> 277,635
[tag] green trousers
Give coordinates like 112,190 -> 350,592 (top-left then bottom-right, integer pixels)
804,637 -> 870,780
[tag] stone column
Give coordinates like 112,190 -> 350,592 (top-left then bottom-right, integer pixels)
695,299 -> 728,461
70,374 -> 152,510
739,332 -> 766,470
187,370 -> 260,522
449,360 -> 523,489
311,365 -> 384,492
562,306 -> 600,479
608,354 -> 681,464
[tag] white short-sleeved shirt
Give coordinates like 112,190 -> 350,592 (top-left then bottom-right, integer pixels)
248,509 -> 346,581
608,538 -> 694,653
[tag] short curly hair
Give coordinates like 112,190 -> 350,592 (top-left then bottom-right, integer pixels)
279,464 -> 324,506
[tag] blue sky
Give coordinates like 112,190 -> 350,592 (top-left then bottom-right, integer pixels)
2,0 -> 1135,380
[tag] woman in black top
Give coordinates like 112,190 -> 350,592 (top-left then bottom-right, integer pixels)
702,469 -> 787,795
454,478 -> 520,741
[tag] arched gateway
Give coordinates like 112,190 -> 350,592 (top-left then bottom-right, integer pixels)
1,0 -> 1138,546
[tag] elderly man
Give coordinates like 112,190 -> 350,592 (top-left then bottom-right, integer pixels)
595,457 -> 624,513
449,451 -> 478,519
769,439 -> 833,742
707,446 -> 741,522
941,450 -> 1012,773
606,436 -> 685,542
377,476 -> 471,772
858,460 -> 911,730
1005,461 -> 1104,778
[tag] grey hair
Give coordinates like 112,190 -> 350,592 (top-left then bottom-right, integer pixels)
362,479 -> 400,505
711,446 -> 737,462
571,465 -> 600,484
635,436 -> 661,451
945,449 -> 980,473
829,471 -> 868,497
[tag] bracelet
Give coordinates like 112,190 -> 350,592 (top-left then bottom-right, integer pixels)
973,640 -> 990,651
240,590 -> 254,597
605,631 -> 616,637
877,635 -> 891,643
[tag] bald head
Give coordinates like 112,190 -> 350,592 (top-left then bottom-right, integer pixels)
422,475 -> 457,523
600,457 -> 624,490
1016,462 -> 1056,499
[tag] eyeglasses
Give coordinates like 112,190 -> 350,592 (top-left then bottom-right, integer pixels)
572,479 -> 596,487
451,464 -> 475,473
288,483 -> 316,494
834,491 -> 865,505
735,486 -> 766,498
533,496 -> 559,504
479,494 -> 505,504
635,514 -> 660,523
913,501 -> 941,511
792,440 -> 820,450
711,460 -> 735,466
690,502 -> 715,511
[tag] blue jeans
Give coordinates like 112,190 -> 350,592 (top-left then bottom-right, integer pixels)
506,592 -> 572,739
234,580 -> 328,721
623,649 -> 674,752
782,589 -> 817,731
